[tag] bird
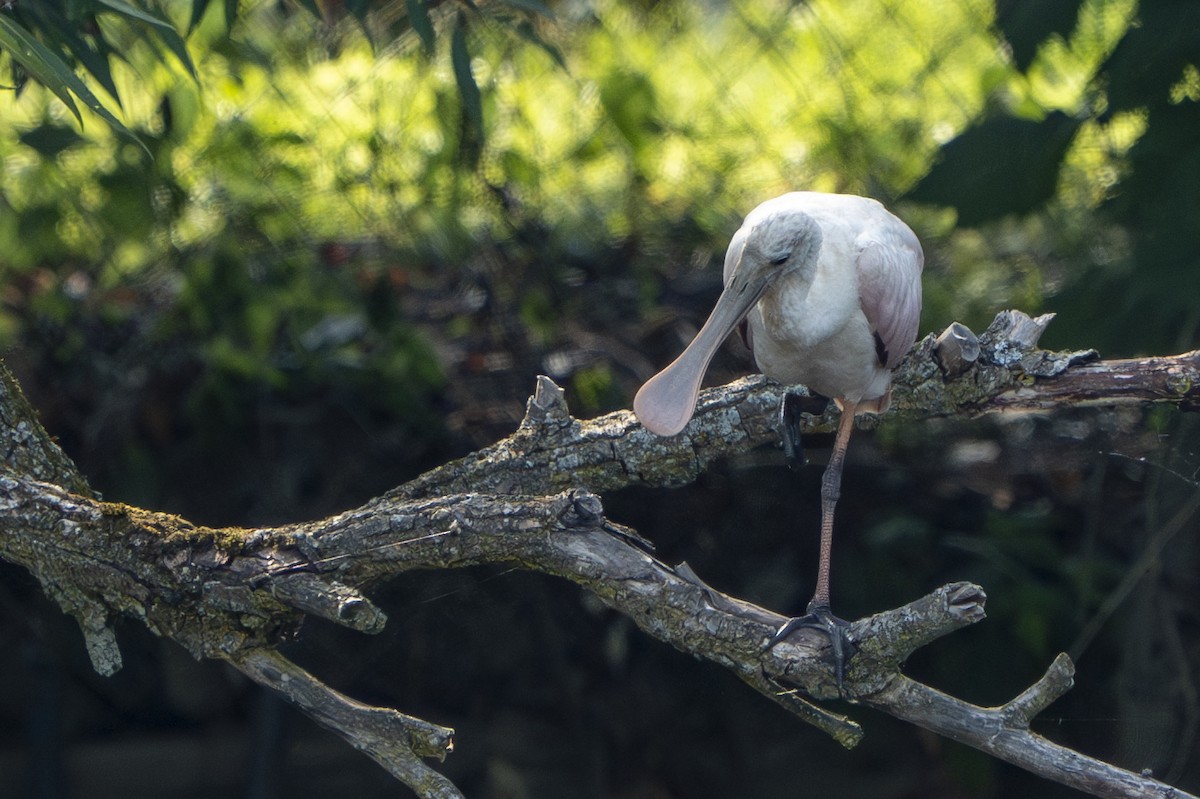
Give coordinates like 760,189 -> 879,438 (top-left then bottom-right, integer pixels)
633,191 -> 923,688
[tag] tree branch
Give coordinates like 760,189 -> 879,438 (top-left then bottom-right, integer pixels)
866,667 -> 1183,799
233,648 -> 459,798
3,311 -> 1198,798
393,311 -> 1200,501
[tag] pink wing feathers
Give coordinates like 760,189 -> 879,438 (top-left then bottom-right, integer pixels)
855,221 -> 923,370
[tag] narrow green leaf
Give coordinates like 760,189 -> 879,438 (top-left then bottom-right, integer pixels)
93,0 -> 176,34
451,13 -> 483,167
94,0 -> 198,81
450,16 -> 481,120
188,0 -> 213,32
22,2 -> 123,106
8,58 -> 28,94
0,14 -> 84,124
515,20 -> 565,70
404,0 -> 435,56
0,13 -> 147,154
291,0 -> 322,21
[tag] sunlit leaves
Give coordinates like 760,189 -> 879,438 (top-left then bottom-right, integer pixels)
1169,65 -> 1200,106
994,0 -> 1084,71
1013,0 -> 1136,115
0,14 -> 85,123
0,0 -> 197,148
0,12 -> 145,150
0,0 -> 1166,355
94,0 -> 197,80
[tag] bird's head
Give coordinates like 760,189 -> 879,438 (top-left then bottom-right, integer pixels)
633,210 -> 823,437
731,209 -> 824,296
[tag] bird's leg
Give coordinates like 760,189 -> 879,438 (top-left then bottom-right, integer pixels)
812,399 -> 856,609
766,400 -> 859,693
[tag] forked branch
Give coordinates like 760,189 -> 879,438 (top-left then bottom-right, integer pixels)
3,311 -> 1199,799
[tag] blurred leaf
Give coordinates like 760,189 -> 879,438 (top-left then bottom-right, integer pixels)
19,0 -> 123,106
993,0 -> 1084,71
97,161 -> 156,238
515,20 -> 565,69
405,0 -> 435,56
0,12 -> 147,151
344,0 -> 372,36
598,69 -> 659,157
451,13 -> 483,168
291,0 -> 322,21
95,0 -> 198,81
907,111 -> 1081,225
188,0 -> 212,32
498,0 -> 554,18
8,55 -> 29,94
0,14 -> 84,124
18,123 -> 87,157
15,204 -> 65,256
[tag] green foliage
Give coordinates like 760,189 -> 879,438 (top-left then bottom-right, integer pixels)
0,0 -> 558,163
0,0 -> 198,147
5,0 -> 1188,503
995,0 -> 1087,71
0,12 -> 139,148
908,112 -> 1083,226
914,0 -> 1200,355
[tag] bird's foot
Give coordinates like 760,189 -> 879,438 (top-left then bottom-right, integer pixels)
764,602 -> 854,695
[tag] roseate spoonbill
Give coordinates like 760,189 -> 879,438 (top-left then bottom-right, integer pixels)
634,192 -> 923,687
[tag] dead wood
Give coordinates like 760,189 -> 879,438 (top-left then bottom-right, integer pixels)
2,310 -> 1198,799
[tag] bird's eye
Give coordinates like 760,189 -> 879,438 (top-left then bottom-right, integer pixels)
769,253 -> 790,266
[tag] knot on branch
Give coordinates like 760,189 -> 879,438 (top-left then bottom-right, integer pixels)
895,311 -> 1109,418
561,488 -> 604,527
270,572 -> 387,634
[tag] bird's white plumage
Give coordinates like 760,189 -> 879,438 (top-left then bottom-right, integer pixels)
634,191 -> 923,436
733,192 -> 923,410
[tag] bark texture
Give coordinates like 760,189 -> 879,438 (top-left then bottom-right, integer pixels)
3,311 -> 1198,799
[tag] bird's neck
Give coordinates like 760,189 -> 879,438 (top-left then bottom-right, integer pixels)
759,258 -> 860,347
